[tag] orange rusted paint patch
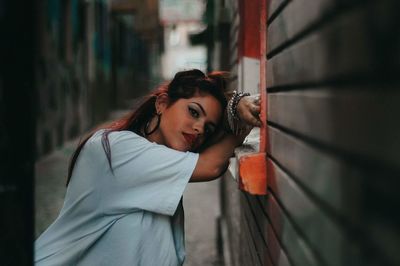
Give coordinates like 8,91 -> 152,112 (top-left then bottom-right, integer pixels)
238,152 -> 267,195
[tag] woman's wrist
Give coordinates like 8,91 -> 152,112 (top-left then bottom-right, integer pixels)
228,91 -> 250,121
227,91 -> 250,134
226,90 -> 254,135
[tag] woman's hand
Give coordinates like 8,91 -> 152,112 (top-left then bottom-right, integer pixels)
236,94 -> 262,127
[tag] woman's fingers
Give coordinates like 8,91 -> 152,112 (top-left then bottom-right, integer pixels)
250,105 -> 261,116
247,113 -> 262,127
241,105 -> 261,126
252,94 -> 261,105
236,95 -> 262,127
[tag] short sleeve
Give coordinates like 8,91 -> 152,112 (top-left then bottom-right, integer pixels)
87,130 -> 199,216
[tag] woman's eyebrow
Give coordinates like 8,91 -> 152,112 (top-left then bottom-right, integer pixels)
191,102 -> 207,116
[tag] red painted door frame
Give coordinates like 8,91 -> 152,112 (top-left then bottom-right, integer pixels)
237,0 -> 268,195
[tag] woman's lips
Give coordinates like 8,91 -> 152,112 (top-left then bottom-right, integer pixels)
182,133 -> 196,147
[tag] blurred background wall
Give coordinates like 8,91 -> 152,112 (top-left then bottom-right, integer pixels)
35,0 -> 165,157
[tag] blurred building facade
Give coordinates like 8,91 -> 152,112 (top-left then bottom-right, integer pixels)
35,0 -> 163,157
159,0 -> 207,79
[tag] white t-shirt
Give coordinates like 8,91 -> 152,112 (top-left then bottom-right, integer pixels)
35,130 -> 199,266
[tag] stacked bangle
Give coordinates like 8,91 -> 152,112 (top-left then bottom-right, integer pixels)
227,90 -> 250,135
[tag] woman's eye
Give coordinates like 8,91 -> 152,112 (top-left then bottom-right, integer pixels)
189,107 -> 199,118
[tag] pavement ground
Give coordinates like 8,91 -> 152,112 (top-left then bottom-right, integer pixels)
35,123 -> 223,266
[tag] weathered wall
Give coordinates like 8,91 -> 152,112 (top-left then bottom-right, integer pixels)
35,0 -> 162,158
36,0 -> 111,157
218,0 -> 400,265
266,0 -> 400,265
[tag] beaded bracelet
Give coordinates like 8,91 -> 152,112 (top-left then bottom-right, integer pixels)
227,90 -> 250,135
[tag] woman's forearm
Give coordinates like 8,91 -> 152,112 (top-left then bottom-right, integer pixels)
190,132 -> 246,182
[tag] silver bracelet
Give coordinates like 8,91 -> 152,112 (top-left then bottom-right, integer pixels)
227,90 -> 250,135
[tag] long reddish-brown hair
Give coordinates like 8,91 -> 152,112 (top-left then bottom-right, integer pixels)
66,69 -> 229,186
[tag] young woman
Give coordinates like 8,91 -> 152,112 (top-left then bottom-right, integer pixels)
35,69 -> 261,266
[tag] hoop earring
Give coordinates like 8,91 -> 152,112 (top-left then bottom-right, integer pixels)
144,113 -> 161,135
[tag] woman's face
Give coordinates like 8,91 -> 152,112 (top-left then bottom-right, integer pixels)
151,92 -> 222,152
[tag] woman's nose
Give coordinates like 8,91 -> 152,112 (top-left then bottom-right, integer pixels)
193,121 -> 205,135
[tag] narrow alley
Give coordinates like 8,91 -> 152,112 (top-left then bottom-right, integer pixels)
2,0 -> 400,265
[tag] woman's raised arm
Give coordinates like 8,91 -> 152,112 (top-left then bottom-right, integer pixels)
190,94 -> 261,182
190,132 -> 245,182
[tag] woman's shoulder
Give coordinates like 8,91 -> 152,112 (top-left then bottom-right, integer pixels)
88,129 -> 197,156
89,129 -> 138,140
87,129 -> 151,147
